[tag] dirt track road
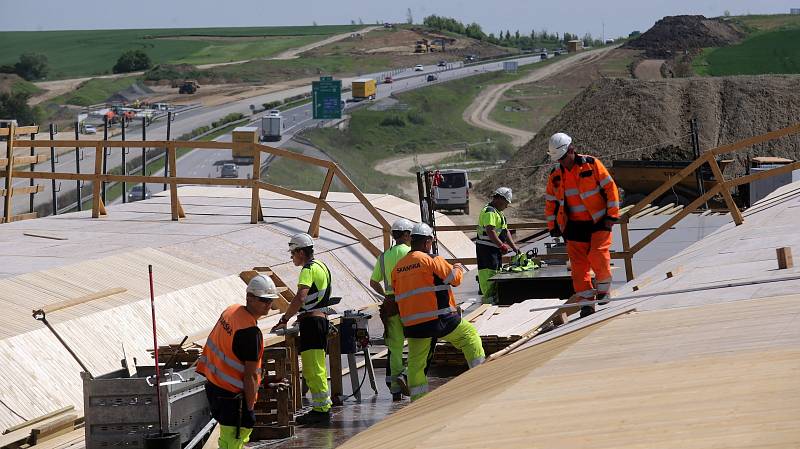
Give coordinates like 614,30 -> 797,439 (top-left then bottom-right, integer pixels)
374,150 -> 465,198
462,46 -> 618,147
634,59 -> 665,80
30,26 -> 377,105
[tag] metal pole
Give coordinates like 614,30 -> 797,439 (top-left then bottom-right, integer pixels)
691,118 -> 707,210
74,123 -> 82,211
29,131 -> 36,214
49,124 -> 57,215
147,264 -> 165,435
121,117 -> 127,203
141,117 -> 147,200
164,112 -> 171,191
33,310 -> 94,379
102,115 -> 108,203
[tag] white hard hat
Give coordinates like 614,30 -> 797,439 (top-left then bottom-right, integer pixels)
493,187 -> 513,204
288,233 -> 314,252
548,132 -> 573,161
247,275 -> 280,299
411,222 -> 434,237
391,218 -> 414,232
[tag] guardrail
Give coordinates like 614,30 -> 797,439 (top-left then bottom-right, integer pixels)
0,123 -> 391,256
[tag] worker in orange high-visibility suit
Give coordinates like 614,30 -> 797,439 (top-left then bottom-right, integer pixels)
544,132 -> 620,318
391,222 -> 485,401
197,275 -> 278,449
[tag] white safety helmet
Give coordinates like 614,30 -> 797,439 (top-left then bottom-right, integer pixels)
411,222 -> 434,237
493,187 -> 513,204
288,232 -> 314,252
246,275 -> 280,299
548,132 -> 573,162
391,218 -> 414,232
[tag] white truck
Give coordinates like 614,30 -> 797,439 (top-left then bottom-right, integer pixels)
432,169 -> 471,215
261,110 -> 282,142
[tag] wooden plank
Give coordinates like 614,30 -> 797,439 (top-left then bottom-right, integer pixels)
168,143 -> 181,221
461,303 -> 490,322
620,221 -> 634,281
308,167 -> 335,238
0,212 -> 37,224
91,144 -> 103,219
12,155 -> 48,165
472,306 -> 498,333
22,232 -> 67,241
2,407 -> 74,435
4,123 -> 15,224
0,185 -> 44,196
38,287 -> 127,315
29,414 -> 78,445
25,428 -> 83,449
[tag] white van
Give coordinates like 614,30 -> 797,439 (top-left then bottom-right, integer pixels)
433,169 -> 471,214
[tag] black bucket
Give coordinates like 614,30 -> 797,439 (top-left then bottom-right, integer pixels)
144,432 -> 180,449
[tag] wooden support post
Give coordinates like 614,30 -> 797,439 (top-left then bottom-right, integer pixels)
284,333 -> 302,411
708,157 -> 744,225
308,167 -> 335,237
333,166 -> 391,250
777,247 -> 793,270
3,122 -> 14,223
167,143 -> 184,220
250,145 -> 262,224
620,220 -> 634,281
91,144 -> 106,218
328,329 -> 343,406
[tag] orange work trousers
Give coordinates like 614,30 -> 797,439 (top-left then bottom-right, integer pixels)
566,230 -> 612,299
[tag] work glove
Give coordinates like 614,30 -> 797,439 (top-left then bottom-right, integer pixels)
499,243 -> 511,254
549,228 -> 562,238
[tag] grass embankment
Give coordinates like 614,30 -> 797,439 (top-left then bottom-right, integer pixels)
49,76 -> 141,106
0,25 -> 362,80
270,72 -> 513,196
692,14 -> 800,76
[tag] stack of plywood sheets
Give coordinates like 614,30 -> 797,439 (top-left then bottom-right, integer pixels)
432,299 -> 563,367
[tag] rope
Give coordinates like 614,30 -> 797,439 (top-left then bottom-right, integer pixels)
0,398 -> 28,422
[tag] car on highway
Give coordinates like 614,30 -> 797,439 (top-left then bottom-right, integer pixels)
426,74 -> 438,82
438,60 -> 447,67
464,54 -> 477,62
83,125 -> 97,135
414,64 -> 424,71
127,185 -> 152,202
221,163 -> 239,178
384,75 -> 393,83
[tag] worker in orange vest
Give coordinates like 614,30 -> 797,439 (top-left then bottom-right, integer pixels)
197,275 -> 279,449
544,132 -> 620,318
391,222 -> 485,401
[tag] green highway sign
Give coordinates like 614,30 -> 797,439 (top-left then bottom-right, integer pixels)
312,77 -> 342,119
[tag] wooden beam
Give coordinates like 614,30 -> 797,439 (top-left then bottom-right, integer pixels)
254,143 -> 334,169
38,287 -> 127,315
12,154 -> 48,165
256,181 -> 323,205
727,160 -> 800,188
0,212 -> 38,224
4,122 -> 15,224
620,221 -> 634,281
308,167 -> 335,238
707,157 -> 743,225
250,144 -> 262,224
0,125 -> 39,138
91,144 -> 104,218
711,122 -> 800,157
168,143 -> 182,221
629,184 -> 721,255
0,184 -> 44,196
1,406 -> 75,434
333,166 -> 391,249
321,200 -> 381,257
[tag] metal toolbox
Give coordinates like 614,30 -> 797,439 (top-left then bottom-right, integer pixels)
82,367 -> 210,449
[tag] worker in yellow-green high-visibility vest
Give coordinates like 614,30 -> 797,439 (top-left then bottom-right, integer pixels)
271,233 -> 333,426
476,187 -> 520,303
369,218 -> 414,401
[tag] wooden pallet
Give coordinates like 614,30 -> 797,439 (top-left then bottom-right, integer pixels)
252,347 -> 295,441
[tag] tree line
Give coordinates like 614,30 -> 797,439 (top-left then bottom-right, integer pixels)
422,14 -> 614,49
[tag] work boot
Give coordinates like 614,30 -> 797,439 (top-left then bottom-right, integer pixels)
392,392 -> 403,402
296,410 -> 331,426
597,293 -> 610,306
395,373 -> 410,397
579,306 -> 595,318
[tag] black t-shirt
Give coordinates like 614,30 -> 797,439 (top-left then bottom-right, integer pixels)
232,326 -> 262,362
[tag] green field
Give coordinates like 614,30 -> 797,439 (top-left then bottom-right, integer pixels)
0,25 -> 361,80
693,15 -> 800,76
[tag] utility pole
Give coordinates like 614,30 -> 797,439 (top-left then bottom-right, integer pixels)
602,21 -> 605,44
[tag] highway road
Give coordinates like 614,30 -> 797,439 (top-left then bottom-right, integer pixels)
10,54 -> 545,215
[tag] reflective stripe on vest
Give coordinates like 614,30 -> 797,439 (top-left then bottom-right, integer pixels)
565,188 -> 580,197
592,209 -> 606,221
468,356 -> 485,368
570,204 -> 588,212
409,383 -> 428,398
607,200 -> 620,209
442,268 -> 458,285
197,356 -> 245,389
400,306 -> 457,325
580,186 -> 601,200
395,284 -> 451,302
300,260 -> 331,311
599,175 -> 612,187
205,339 -> 245,373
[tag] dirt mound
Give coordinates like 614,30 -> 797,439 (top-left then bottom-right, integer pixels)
479,75 -> 800,215
625,15 -> 745,58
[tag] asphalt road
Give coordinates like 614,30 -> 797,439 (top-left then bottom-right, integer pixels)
11,54 -> 545,214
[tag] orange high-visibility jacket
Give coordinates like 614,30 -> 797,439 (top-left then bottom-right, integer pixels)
197,304 -> 264,394
391,251 -> 462,327
544,155 -> 620,233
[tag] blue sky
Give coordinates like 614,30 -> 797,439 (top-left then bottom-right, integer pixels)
1,0 -> 796,39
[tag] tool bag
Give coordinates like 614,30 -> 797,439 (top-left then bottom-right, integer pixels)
501,250 -> 540,273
